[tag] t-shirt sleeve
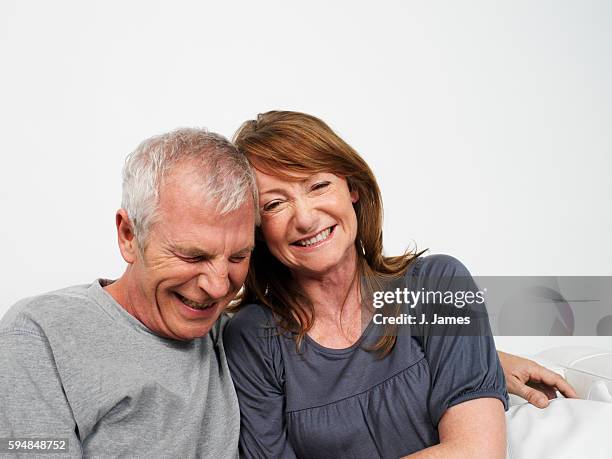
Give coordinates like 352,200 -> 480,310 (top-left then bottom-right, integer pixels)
0,329 -> 82,457
408,255 -> 509,426
224,305 -> 297,459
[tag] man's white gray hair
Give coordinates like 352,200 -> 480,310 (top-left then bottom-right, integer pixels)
122,128 -> 259,249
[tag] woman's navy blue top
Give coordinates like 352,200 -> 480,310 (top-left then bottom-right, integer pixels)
225,255 -> 508,458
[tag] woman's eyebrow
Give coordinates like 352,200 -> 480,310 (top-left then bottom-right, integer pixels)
259,175 -> 330,197
259,187 -> 288,197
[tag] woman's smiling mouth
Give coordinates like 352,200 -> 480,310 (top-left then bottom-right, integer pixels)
291,225 -> 336,249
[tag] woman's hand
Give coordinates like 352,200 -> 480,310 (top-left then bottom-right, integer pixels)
497,351 -> 578,408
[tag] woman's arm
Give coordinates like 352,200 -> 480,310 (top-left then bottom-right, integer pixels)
404,255 -> 508,458
402,398 -> 506,459
498,351 -> 578,407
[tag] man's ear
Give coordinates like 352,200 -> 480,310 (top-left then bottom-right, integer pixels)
116,209 -> 138,264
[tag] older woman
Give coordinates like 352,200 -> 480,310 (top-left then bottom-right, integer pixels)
224,111 -> 574,458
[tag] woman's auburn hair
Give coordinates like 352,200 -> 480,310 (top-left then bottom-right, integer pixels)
231,111 -> 421,356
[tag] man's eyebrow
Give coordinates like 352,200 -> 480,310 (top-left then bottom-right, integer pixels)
172,246 -> 214,258
172,245 -> 254,258
232,246 -> 255,256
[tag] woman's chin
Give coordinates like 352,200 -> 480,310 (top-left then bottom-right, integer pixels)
294,263 -> 336,277
290,254 -> 356,278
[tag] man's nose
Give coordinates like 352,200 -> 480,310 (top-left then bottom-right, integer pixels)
197,262 -> 231,300
293,198 -> 319,234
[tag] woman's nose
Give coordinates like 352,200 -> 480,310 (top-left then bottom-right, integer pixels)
292,199 -> 319,234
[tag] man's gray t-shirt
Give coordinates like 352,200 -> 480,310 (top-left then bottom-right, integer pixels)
0,280 -> 239,458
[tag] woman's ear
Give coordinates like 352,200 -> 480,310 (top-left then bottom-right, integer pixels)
348,181 -> 359,203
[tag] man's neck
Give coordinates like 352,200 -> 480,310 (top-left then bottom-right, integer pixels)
104,269 -> 142,323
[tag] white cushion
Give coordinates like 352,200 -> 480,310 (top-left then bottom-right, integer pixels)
504,346 -> 612,458
534,346 -> 612,401
506,399 -> 612,459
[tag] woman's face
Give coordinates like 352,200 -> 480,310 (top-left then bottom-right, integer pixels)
255,169 -> 359,278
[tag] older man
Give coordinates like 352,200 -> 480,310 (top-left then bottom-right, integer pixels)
0,129 -> 256,457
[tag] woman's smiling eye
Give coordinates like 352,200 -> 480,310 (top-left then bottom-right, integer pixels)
311,181 -> 330,191
262,200 -> 285,212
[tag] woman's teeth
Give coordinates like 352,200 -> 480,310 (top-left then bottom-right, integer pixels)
296,227 -> 332,247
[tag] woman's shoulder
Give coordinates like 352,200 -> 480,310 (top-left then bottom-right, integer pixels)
224,303 -> 279,347
230,301 -> 274,322
407,253 -> 472,278
404,254 -> 474,292
223,303 -> 286,381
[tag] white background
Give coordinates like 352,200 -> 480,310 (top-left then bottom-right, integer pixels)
1,1 -> 610,350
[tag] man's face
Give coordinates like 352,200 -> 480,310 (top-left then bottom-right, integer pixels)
128,164 -> 255,340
